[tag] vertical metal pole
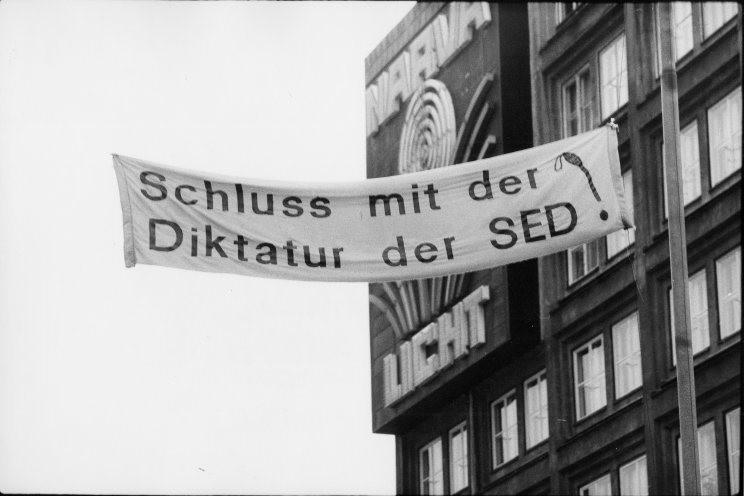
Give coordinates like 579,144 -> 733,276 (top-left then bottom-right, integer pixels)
657,3 -> 700,495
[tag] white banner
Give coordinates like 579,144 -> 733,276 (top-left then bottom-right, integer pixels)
113,126 -> 632,282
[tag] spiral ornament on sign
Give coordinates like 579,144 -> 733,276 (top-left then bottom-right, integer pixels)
398,80 -> 456,175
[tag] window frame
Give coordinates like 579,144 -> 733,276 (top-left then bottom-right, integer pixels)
419,437 -> 444,496
524,370 -> 549,450
724,406 -> 741,495
669,268 -> 711,365
611,311 -> 642,400
715,246 -> 741,340
707,86 -> 742,189
619,454 -> 649,496
573,335 -> 607,421
449,422 -> 469,494
579,472 -> 612,496
677,420 -> 719,495
491,389 -> 519,469
598,32 -> 628,121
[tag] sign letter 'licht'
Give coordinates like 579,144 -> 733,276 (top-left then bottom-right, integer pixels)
112,127 -> 632,282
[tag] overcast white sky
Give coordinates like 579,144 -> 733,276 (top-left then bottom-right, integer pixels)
0,1 -> 414,493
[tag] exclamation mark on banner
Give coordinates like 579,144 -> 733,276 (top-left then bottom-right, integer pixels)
555,152 -> 608,220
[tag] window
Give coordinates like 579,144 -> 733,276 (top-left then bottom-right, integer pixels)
449,423 -> 468,493
563,68 -> 595,137
491,391 -> 518,467
612,312 -> 641,398
670,269 -> 710,364
662,121 -> 703,218
716,247 -> 741,338
678,421 -> 718,495
563,67 -> 598,285
574,336 -> 606,419
708,87 -> 742,187
619,455 -> 648,496
525,370 -> 549,449
579,473 -> 611,496
556,2 -> 581,24
726,407 -> 741,495
607,170 -> 635,258
420,438 -> 443,495
672,2 -> 694,60
702,2 -> 738,39
568,240 -> 600,284
599,34 -> 628,120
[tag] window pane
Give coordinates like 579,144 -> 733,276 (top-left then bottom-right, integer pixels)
420,438 -> 443,495
492,393 -> 518,467
672,3 -> 694,60
450,424 -> 468,493
680,122 -> 702,204
703,2 -> 738,39
716,247 -> 741,338
678,422 -> 719,496
613,312 -> 642,398
575,338 -> 606,419
600,34 -> 628,119
525,371 -> 549,448
670,269 -> 711,365
726,407 -> 741,494
708,87 -> 742,186
580,473 -> 612,496
620,455 -> 648,496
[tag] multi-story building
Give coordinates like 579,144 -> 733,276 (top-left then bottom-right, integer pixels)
366,3 -> 741,495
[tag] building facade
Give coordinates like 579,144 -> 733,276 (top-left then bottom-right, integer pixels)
366,3 -> 741,495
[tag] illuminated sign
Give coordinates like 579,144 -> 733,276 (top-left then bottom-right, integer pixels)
365,2 -> 491,136
382,285 -> 490,406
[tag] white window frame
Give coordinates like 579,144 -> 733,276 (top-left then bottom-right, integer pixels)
716,246 -> 741,339
449,422 -> 468,494
708,86 -> 742,187
524,370 -> 549,449
670,269 -> 711,365
725,407 -> 740,495
599,33 -> 628,120
562,67 -> 594,138
619,454 -> 648,496
420,437 -> 444,495
579,473 -> 611,496
678,421 -> 719,495
671,2 -> 694,61
612,312 -> 642,399
491,390 -> 518,468
607,169 -> 635,258
568,239 -> 600,285
574,335 -> 607,420
702,2 -> 738,39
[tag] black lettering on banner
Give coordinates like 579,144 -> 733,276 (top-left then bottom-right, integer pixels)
175,185 -> 197,205
469,170 -> 493,201
149,219 -> 182,251
382,236 -> 407,266
489,217 -> 517,249
140,172 -> 167,201
251,193 -> 274,215
234,235 -> 250,261
499,176 -> 522,195
310,197 -> 331,218
369,194 -> 405,217
546,202 -> 578,236
205,225 -> 227,258
282,196 -> 304,217
205,181 -> 229,211
256,242 -> 278,265
521,209 -> 546,243
414,242 -> 438,263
